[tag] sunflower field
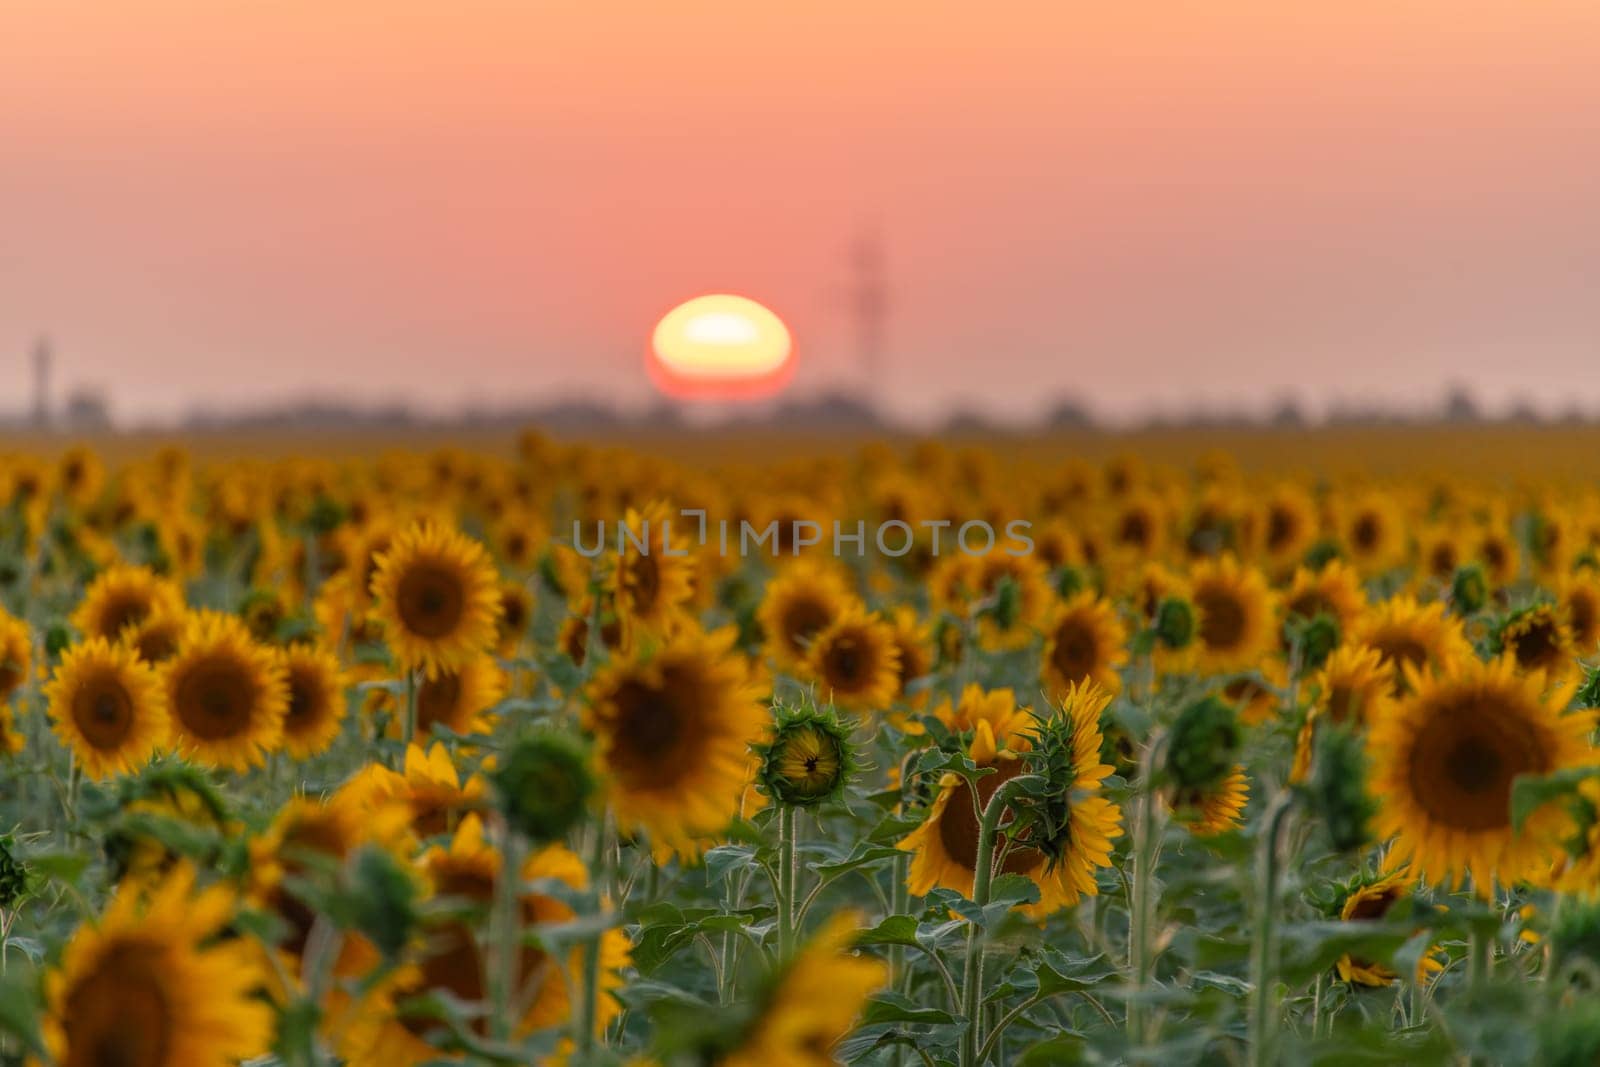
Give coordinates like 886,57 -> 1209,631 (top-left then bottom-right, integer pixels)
5,432 -> 1600,1066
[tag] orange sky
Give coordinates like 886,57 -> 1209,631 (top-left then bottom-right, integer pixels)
4,2 -> 1600,422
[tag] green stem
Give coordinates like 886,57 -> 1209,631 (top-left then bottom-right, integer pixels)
1248,791 -> 1298,1067
1467,925 -> 1492,993
576,813 -> 612,1055
1127,734 -> 1168,1049
488,815 -> 524,1041
777,805 -> 798,956
959,774 -> 1045,1067
401,668 -> 418,752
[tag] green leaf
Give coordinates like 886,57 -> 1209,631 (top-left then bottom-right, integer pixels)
860,992 -> 961,1027
1511,764 -> 1600,831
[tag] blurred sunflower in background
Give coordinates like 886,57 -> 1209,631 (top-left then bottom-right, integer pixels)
804,605 -> 900,712
162,612 -> 288,772
277,642 -> 346,758
71,564 -> 185,642
757,560 -> 857,673
370,521 -> 502,675
1040,591 -> 1129,698
45,637 -> 167,780
1189,555 -> 1279,673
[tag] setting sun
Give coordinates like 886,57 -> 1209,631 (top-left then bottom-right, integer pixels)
648,294 -> 794,400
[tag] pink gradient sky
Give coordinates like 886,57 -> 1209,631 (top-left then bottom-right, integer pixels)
4,1 -> 1600,424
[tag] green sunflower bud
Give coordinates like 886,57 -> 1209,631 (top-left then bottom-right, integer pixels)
1153,596 -> 1197,651
1302,538 -> 1341,571
1296,723 -> 1375,853
45,621 -> 74,658
757,705 -> 857,808
0,834 -> 28,911
1576,666 -> 1600,711
987,575 -> 1021,632
493,729 -> 595,843
1286,612 -> 1340,673
1451,563 -> 1489,615
1164,695 -> 1240,792
1055,565 -> 1087,600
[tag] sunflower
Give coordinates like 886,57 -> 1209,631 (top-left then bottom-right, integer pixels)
39,864 -> 272,1067
106,768 -> 233,891
585,626 -> 767,854
399,652 -> 505,740
885,606 -> 934,712
0,609 -> 30,704
162,612 -> 288,772
1340,493 -> 1406,575
1559,571 -> 1600,657
277,643 -> 347,758
1107,491 -> 1167,559
1040,591 -> 1129,698
57,444 -> 105,506
1311,643 -> 1393,729
611,500 -> 697,641
335,814 -> 630,1062
120,609 -> 188,665
1170,766 -> 1250,836
1281,560 -> 1368,644
1350,596 -> 1474,697
1416,525 -> 1466,585
1218,661 -> 1288,727
488,506 -> 548,572
1493,603 -> 1578,686
1472,524 -> 1521,588
1332,872 -> 1445,987
494,580 -> 535,656
339,742 -> 488,837
1188,555 -> 1279,673
1369,655 -> 1596,893
45,638 -> 168,780
804,606 -> 900,712
370,521 -> 502,675
71,564 -> 185,642
248,794 -> 413,960
967,552 -> 1053,651
757,560 -> 858,673
1260,484 -> 1319,571
900,688 -> 1121,917
933,684 -> 1035,740
720,913 -> 888,1067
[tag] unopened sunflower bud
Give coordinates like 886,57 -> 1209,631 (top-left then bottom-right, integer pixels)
1297,723 -> 1375,853
987,575 -> 1021,633
757,705 -> 856,808
494,730 -> 594,843
1286,613 -> 1340,673
0,834 -> 27,910
1164,695 -> 1240,791
1055,566 -> 1087,600
1576,666 -> 1600,710
1451,563 -> 1489,615
45,621 -> 74,658
1153,596 -> 1196,651
1302,539 -> 1341,571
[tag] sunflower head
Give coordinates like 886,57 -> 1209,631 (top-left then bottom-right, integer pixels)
1491,602 -> 1576,681
369,520 -> 502,675
804,607 -> 900,713
45,636 -> 169,781
493,728 -> 595,843
1164,695 -> 1241,793
162,612 -> 288,773
757,704 -> 858,808
1015,683 -> 1116,871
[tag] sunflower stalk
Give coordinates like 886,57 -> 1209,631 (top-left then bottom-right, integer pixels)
1248,789 -> 1299,1067
959,772 -> 1045,1067
1126,732 -> 1168,1048
575,811 -> 614,1055
776,804 -> 800,957
488,814 -> 524,1042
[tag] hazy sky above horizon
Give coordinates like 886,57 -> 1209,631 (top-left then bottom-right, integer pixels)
4,1 -> 1600,425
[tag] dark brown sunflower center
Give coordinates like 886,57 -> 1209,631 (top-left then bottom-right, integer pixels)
285,671 -> 320,729
94,593 -> 151,640
1407,697 -> 1549,832
416,672 -> 465,734
1050,620 -> 1098,684
71,674 -> 135,750
606,673 -> 696,790
1372,635 -> 1429,695
134,625 -> 180,664
1287,592 -> 1331,623
61,941 -> 172,1067
1352,514 -> 1381,553
1266,507 -> 1298,551
624,554 -> 661,613
1346,885 -> 1402,922
1196,588 -> 1247,651
1429,544 -> 1458,578
1117,510 -> 1151,548
173,657 -> 257,740
1326,684 -> 1360,725
1570,594 -> 1597,646
822,633 -> 869,689
1510,618 -> 1560,669
396,563 -> 466,638
936,757 -> 1040,876
779,597 -> 833,656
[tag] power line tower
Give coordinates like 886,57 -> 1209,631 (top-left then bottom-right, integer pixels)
31,336 -> 52,429
848,225 -> 889,389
